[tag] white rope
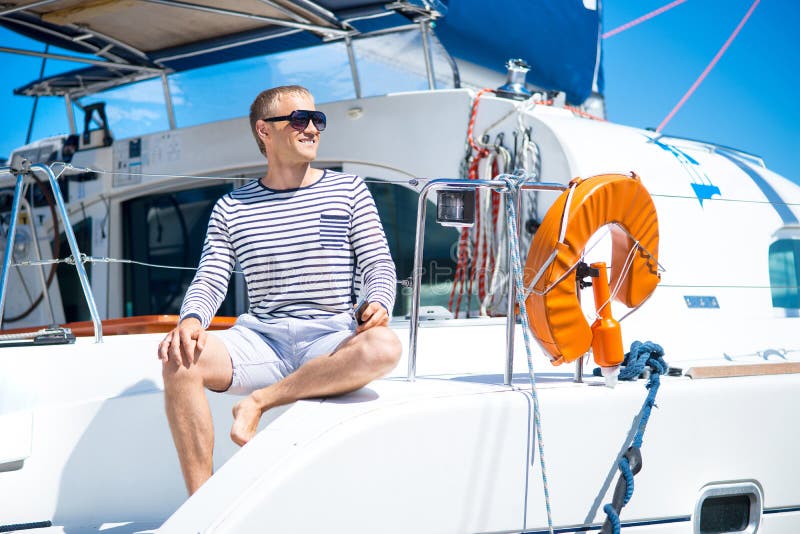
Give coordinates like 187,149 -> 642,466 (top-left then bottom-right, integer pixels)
558,182 -> 578,244
11,254 -> 245,274
0,328 -> 48,341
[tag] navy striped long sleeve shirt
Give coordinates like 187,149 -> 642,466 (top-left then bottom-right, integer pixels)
179,170 -> 396,327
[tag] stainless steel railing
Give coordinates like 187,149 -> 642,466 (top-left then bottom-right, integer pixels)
407,178 -> 566,382
0,160 -> 103,342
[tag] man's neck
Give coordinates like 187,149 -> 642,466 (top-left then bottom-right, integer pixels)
260,162 -> 321,190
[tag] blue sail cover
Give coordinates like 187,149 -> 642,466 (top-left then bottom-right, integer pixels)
5,0 -> 603,104
435,0 -> 603,104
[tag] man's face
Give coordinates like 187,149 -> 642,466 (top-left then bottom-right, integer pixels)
260,92 -> 320,164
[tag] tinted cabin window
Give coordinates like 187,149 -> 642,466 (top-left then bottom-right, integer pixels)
53,218 -> 92,322
768,239 -> 800,308
122,184 -> 236,316
366,181 -> 460,317
699,494 -> 750,533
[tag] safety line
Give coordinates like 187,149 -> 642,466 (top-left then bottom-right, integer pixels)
52,163 -> 428,185
42,164 -> 800,208
656,0 -> 761,132
651,192 -> 800,207
602,0 -> 688,39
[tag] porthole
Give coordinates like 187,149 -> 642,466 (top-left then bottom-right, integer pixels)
694,482 -> 762,534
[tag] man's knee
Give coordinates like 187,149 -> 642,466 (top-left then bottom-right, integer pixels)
161,355 -> 200,387
358,326 -> 402,373
161,333 -> 233,391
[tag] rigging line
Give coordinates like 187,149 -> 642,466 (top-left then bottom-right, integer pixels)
602,0 -> 688,39
52,163 -> 427,185
11,255 -> 245,275
13,255 -> 413,286
656,0 -> 761,133
661,283 -> 799,289
651,193 -> 800,207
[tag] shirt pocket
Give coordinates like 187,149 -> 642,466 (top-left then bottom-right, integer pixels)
318,213 -> 350,249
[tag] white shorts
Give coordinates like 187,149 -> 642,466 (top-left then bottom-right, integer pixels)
212,312 -> 355,395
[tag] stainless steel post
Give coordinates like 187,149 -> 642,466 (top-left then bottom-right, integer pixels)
65,94 -> 77,135
407,179 -> 568,382
345,36 -> 362,99
34,164 -> 103,342
408,181 -> 432,381
419,20 -> 436,90
0,172 -> 25,326
574,267 -> 584,383
574,355 -> 584,383
503,189 -> 523,386
161,73 -> 177,130
408,178 -> 507,381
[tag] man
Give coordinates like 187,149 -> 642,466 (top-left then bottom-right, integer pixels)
158,85 -> 401,495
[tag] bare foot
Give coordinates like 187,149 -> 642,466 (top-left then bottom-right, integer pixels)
231,395 -> 263,446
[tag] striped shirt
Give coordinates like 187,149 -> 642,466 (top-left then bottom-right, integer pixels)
179,170 -> 396,327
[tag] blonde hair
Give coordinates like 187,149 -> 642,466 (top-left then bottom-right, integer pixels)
249,85 -> 312,156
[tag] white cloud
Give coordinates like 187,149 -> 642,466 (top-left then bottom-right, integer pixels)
101,77 -> 185,106
106,106 -> 161,124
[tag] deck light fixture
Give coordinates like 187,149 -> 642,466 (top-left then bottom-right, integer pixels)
436,188 -> 475,227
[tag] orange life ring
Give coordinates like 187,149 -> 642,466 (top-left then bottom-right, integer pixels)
524,173 -> 660,365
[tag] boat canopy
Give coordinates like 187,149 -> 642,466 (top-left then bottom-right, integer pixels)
1,0 -> 603,103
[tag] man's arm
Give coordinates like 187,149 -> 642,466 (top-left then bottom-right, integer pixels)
160,200 -> 235,366
349,177 -> 396,331
179,200 -> 236,328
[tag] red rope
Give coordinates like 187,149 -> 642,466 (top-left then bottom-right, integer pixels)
450,89 -> 495,318
564,105 -> 607,122
656,0 -> 760,133
603,0 -> 689,39
531,99 -> 606,122
468,89 -> 496,152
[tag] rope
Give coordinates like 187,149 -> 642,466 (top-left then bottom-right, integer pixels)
592,341 -> 668,534
651,192 -> 800,207
656,0 -> 761,132
450,89 -> 495,318
46,162 -> 800,207
602,0 -> 689,39
563,105 -> 607,122
593,340 -> 668,381
12,254 -> 245,275
0,328 -> 49,341
499,172 -> 554,533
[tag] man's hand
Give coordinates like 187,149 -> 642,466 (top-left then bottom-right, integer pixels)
355,302 -> 389,334
158,317 -> 208,368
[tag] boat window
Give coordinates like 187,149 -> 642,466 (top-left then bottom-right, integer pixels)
80,79 -> 172,142
768,238 -> 800,309
366,180 -> 459,318
53,218 -> 92,323
122,184 -> 237,317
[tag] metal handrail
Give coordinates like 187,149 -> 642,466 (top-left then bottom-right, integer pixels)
407,177 -> 567,382
0,161 -> 103,342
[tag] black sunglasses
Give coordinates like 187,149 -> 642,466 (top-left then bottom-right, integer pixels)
262,109 -> 327,132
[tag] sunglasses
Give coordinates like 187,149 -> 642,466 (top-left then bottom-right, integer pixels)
262,110 -> 327,132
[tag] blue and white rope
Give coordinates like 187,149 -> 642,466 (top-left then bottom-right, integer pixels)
500,172 -> 554,533
600,342 -> 667,534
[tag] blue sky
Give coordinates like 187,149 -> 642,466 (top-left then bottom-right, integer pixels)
0,1 -> 797,184
603,0 -> 799,184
